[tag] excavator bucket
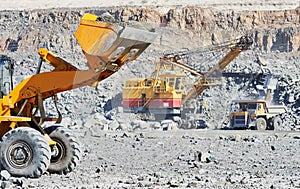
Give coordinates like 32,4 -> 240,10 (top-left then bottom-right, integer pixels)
74,13 -> 157,72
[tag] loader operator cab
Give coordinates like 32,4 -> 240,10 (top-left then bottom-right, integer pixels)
0,55 -> 14,98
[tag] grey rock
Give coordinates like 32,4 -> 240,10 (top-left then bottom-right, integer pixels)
150,122 -> 161,129
1,181 -> 11,189
200,151 -> 213,163
108,120 -> 120,131
161,120 -> 178,131
293,135 -> 300,139
93,113 -> 108,125
119,122 -> 131,131
255,170 -> 266,178
131,120 -> 151,130
234,134 -> 242,141
168,180 -> 180,187
0,170 -> 10,181
102,124 -> 109,131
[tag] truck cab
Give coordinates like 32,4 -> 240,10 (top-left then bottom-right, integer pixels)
229,100 -> 287,130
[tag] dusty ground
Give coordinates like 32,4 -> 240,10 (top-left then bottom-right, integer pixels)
4,128 -> 299,188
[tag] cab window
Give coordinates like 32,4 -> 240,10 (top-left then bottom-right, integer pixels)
257,104 -> 262,110
248,104 -> 257,110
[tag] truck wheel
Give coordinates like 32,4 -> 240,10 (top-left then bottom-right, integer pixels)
0,127 -> 51,178
44,125 -> 81,174
255,118 -> 267,131
271,117 -> 282,130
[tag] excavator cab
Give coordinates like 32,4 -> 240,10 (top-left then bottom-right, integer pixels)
160,72 -> 186,93
0,55 -> 14,97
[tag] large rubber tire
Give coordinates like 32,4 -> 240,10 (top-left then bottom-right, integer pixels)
0,127 -> 51,178
271,117 -> 282,130
44,125 -> 81,174
255,117 -> 267,131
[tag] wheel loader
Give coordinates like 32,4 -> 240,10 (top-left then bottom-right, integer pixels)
0,13 -> 156,178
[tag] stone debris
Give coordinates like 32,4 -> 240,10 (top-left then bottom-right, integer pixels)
293,135 -> 300,139
161,120 -> 178,131
0,170 -> 10,181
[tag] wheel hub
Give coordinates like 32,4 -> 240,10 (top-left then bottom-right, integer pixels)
51,140 -> 65,163
7,142 -> 32,168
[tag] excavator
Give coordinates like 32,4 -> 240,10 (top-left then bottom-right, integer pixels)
0,13 -> 156,177
122,35 -> 253,121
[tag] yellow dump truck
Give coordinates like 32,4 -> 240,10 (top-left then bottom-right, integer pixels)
0,13 -> 156,177
229,100 -> 287,130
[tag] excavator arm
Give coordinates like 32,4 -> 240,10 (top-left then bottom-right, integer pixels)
153,35 -> 253,105
182,35 -> 253,104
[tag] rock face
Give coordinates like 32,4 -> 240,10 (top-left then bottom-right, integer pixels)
110,6 -> 300,51
0,7 -> 299,53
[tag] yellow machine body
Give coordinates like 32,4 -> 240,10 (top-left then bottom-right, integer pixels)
122,72 -> 186,115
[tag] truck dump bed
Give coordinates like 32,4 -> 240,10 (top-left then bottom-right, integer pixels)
267,105 -> 287,115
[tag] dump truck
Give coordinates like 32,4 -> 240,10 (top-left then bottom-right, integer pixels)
229,100 -> 287,130
0,13 -> 156,177
122,35 -> 253,121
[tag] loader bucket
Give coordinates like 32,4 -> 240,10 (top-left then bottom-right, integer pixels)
74,13 -> 157,72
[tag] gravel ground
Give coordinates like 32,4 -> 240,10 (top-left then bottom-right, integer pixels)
2,128 -> 299,189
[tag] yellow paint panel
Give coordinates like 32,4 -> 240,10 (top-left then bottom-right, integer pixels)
74,16 -> 119,56
0,116 -> 31,122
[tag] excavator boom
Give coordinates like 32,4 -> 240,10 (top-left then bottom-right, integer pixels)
182,35 -> 253,103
